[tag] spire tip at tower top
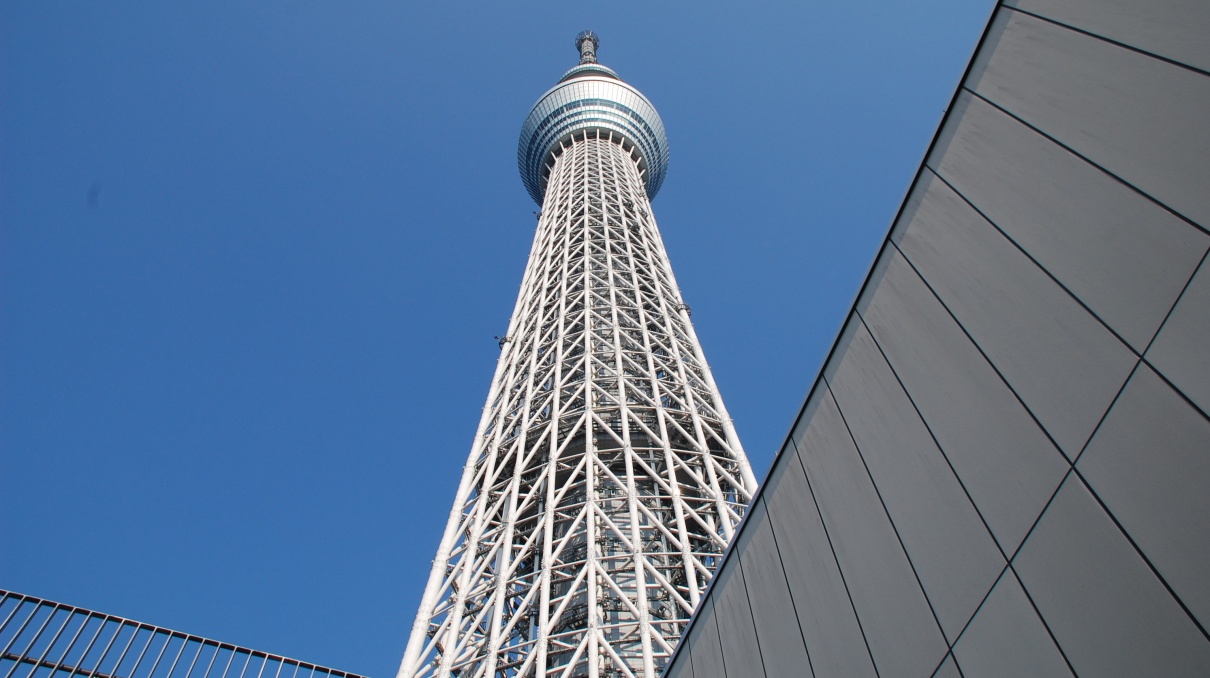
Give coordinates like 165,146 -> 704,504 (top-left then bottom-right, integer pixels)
575,30 -> 599,64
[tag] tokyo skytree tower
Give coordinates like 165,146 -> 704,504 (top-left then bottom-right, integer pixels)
399,32 -> 757,678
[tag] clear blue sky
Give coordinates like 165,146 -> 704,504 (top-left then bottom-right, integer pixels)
2,2 -> 991,676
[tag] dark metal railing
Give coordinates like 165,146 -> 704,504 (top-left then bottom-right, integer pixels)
0,590 -> 366,678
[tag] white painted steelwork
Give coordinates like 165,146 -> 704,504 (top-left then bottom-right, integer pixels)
399,35 -> 755,678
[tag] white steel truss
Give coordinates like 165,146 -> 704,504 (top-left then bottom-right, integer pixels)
399,129 -> 757,678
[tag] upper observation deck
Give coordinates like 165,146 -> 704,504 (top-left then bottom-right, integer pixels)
518,31 -> 670,204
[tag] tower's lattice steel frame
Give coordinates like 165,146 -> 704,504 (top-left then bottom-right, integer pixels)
399,33 -> 756,678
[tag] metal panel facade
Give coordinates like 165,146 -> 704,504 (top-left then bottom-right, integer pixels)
1078,365 -> 1210,630
1148,263 -> 1210,414
683,600 -> 724,678
663,0 -> 1210,673
734,501 -> 813,678
827,323 -> 1003,642
894,173 -> 1137,457
931,92 -> 1205,352
950,571 -> 1070,677
859,252 -> 1066,554
1013,476 -> 1210,676
971,10 -> 1210,228
761,441 -> 875,678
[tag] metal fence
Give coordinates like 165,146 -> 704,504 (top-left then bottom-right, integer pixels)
0,590 -> 366,678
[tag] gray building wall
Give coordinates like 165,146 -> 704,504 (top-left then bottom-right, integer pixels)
663,0 -> 1210,676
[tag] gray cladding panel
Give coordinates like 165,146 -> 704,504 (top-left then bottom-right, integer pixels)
763,438 -> 876,678
929,91 -> 1208,351
664,639 -> 695,678
1005,0 -> 1210,73
685,598 -> 726,678
952,570 -> 1072,677
970,9 -> 1210,229
934,656 -> 960,678
1147,259 -> 1210,415
859,251 -> 1066,553
893,173 -> 1136,456
793,388 -> 948,677
1078,363 -> 1210,630
710,553 -> 765,678
735,499 -> 813,678
827,321 -> 1004,641
663,1 -> 1210,675
1014,474 -> 1210,676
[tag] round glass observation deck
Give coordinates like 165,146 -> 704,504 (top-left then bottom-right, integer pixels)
517,32 -> 669,204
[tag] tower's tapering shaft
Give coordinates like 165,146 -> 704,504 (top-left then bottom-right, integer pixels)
399,35 -> 756,678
